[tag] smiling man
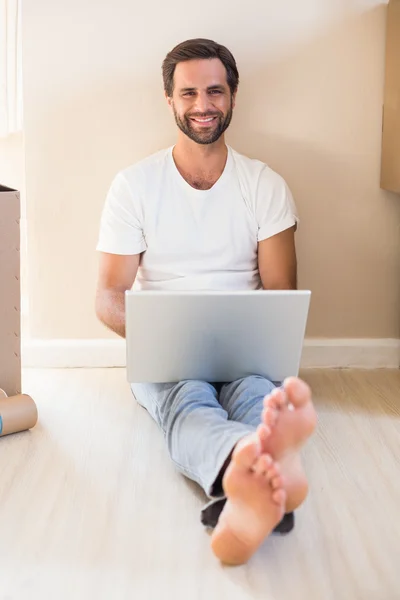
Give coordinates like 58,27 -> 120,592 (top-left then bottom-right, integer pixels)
96,39 -> 316,565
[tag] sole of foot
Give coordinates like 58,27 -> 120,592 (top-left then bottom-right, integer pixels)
262,377 -> 316,459
260,377 -> 317,511
210,434 -> 286,566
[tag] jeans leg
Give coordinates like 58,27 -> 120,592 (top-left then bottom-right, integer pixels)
131,380 -> 252,497
219,375 -> 277,426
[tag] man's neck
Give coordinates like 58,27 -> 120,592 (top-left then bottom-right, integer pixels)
172,134 -> 228,177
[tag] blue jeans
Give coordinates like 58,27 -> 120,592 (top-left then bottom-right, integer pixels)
131,376 -> 277,521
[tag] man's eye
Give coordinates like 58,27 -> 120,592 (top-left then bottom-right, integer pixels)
183,92 -> 195,97
209,90 -> 222,95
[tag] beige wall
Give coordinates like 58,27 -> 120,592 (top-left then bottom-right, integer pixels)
21,0 -> 400,340
0,134 -> 25,194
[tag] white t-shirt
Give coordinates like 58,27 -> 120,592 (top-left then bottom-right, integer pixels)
96,145 -> 298,291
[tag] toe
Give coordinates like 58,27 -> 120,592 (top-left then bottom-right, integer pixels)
252,454 -> 273,476
252,457 -> 265,476
271,475 -> 283,490
264,388 -> 288,410
256,424 -> 271,447
283,377 -> 312,408
258,454 -> 273,474
266,464 -> 280,480
263,393 -> 277,411
272,489 -> 286,506
273,387 -> 288,406
233,435 -> 261,469
262,407 -> 278,428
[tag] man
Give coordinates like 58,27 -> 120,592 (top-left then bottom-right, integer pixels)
95,38 -> 316,566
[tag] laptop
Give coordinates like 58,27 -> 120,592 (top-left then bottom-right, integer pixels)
125,290 -> 311,384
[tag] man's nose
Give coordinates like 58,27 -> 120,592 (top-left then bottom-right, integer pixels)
193,91 -> 212,114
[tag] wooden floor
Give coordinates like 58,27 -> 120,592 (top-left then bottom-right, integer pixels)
1,368 -> 399,600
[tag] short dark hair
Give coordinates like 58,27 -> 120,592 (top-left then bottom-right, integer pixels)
162,38 -> 239,97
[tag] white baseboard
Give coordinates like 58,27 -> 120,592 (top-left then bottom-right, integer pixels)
22,339 -> 126,368
301,338 -> 400,369
21,338 -> 400,369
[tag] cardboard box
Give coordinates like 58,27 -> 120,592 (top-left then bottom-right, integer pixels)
381,0 -> 400,193
0,184 -> 21,396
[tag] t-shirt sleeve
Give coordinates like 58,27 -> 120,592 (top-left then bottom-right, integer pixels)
256,167 -> 299,242
96,170 -> 147,255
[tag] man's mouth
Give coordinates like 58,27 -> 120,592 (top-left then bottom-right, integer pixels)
190,116 -> 218,125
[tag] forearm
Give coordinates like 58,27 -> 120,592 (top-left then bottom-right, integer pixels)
96,288 -> 127,338
261,277 -> 297,291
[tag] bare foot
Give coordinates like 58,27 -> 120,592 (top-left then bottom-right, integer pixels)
211,434 -> 286,565
261,377 -> 317,511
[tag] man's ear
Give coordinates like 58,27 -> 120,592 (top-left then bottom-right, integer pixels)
232,90 -> 238,110
165,91 -> 173,108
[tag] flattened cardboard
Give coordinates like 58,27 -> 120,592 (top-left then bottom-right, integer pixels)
0,184 -> 21,396
381,0 -> 400,193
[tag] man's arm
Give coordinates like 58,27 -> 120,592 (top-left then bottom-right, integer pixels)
95,252 -> 140,338
257,226 -> 297,290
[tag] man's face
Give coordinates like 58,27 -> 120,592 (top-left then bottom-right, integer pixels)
167,58 -> 236,145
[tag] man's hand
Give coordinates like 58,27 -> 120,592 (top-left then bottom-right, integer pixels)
95,253 -> 140,338
257,226 -> 297,290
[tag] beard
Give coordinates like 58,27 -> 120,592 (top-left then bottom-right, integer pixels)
172,102 -> 233,145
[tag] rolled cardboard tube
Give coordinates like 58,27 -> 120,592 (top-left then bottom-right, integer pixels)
0,393 -> 38,437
